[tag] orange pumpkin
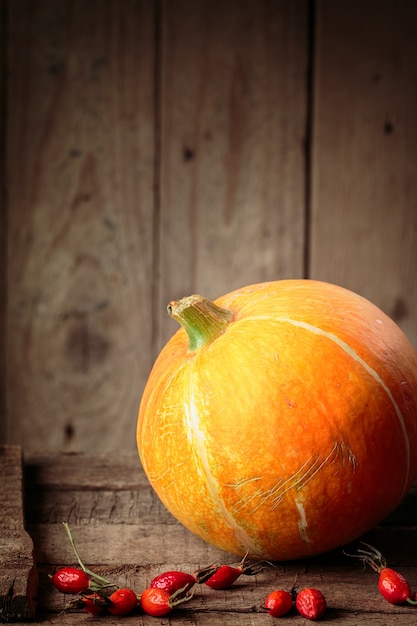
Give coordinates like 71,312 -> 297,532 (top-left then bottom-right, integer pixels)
137,280 -> 417,560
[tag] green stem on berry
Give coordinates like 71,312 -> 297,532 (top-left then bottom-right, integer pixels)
169,583 -> 195,608
62,522 -> 111,587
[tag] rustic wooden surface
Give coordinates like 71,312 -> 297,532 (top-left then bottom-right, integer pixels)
0,0 -> 7,447
2,1 -> 417,453
311,0 -> 417,344
0,446 -> 37,622
156,0 -> 308,348
2,0 -> 310,455
3,0 -> 156,453
1,448 -> 412,624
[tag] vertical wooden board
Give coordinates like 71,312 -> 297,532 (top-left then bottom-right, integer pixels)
157,0 -> 308,348
311,0 -> 417,348
0,447 -> 38,621
6,0 -> 156,452
0,0 -> 6,445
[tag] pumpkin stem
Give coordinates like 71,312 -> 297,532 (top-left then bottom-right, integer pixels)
167,295 -> 234,351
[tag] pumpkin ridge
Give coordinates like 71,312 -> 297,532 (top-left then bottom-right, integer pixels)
184,369 -> 263,555
137,362 -> 187,479
274,316 -> 411,498
295,498 -> 312,545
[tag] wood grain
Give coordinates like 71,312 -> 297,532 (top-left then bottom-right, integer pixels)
156,0 -> 309,349
5,0 -> 156,452
8,610 -> 417,626
2,0 -> 417,459
0,0 -> 6,446
18,451 -> 417,624
310,0 -> 417,348
0,446 -> 37,622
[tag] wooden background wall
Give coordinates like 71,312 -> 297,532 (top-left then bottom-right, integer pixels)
1,0 -> 416,454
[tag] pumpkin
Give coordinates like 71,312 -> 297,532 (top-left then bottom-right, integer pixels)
137,280 -> 417,560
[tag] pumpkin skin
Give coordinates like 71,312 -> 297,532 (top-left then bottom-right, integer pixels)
137,280 -> 417,560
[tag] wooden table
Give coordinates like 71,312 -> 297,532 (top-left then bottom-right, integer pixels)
2,445 -> 417,624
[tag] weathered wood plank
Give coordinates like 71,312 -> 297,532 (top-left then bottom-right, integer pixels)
156,0 -> 309,349
23,451 -> 145,491
5,0 -> 156,452
0,0 -> 5,448
8,608 -> 417,626
28,519 -> 417,569
0,446 -> 37,622
26,614 -> 417,626
29,523 -> 417,624
310,0 -> 417,348
20,452 -> 417,624
24,451 -> 417,527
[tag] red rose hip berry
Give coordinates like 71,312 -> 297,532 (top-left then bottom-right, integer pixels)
203,554 -> 265,590
150,570 -> 196,595
81,593 -> 108,615
141,584 -> 195,617
108,587 -> 139,615
140,587 -> 173,617
295,588 -> 327,620
347,543 -> 417,605
378,567 -> 412,605
264,589 -> 293,617
51,567 -> 90,594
